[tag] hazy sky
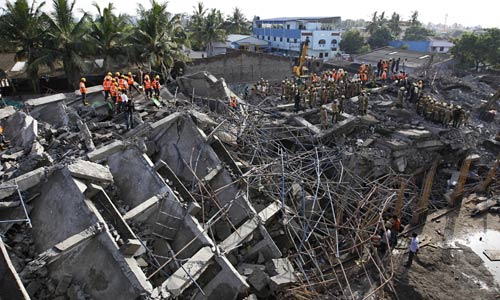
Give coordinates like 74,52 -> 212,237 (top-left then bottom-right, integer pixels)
1,0 -> 499,28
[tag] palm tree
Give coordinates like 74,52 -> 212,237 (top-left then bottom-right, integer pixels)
133,0 -> 189,80
0,0 -> 48,92
46,0 -> 89,88
225,7 -> 249,34
89,3 -> 131,72
366,11 -> 379,35
188,2 -> 207,51
203,9 -> 226,57
388,12 -> 402,38
410,11 -> 420,26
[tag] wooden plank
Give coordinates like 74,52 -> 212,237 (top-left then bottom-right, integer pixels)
483,250 -> 500,261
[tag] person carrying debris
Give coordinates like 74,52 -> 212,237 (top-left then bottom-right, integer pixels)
80,77 -> 89,106
405,232 -> 419,267
320,105 -> 328,130
103,73 -> 112,101
152,75 -> 161,98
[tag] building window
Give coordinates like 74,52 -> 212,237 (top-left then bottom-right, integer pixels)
325,52 -> 329,57
431,46 -> 437,51
319,52 -> 324,58
331,47 -> 337,51
287,24 -> 290,29
331,39 -> 337,45
294,38 -> 298,43
280,37 -> 283,42
440,47 -> 444,52
273,37 -> 276,41
267,36 -> 270,40
287,38 -> 290,42
318,39 -> 326,47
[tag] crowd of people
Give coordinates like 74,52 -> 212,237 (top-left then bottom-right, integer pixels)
79,67 -> 164,130
246,62 -> 469,130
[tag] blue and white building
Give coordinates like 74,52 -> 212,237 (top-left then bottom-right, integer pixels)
252,17 -> 343,60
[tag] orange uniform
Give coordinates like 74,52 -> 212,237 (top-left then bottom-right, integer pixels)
127,75 -> 134,86
103,78 -> 111,91
110,84 -> 118,98
79,82 -> 87,94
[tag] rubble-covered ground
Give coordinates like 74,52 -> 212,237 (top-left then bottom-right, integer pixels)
0,69 -> 499,300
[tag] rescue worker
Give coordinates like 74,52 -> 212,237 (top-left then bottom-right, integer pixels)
320,105 -> 328,130
80,77 -> 88,106
110,82 -> 118,113
116,88 -> 123,113
381,69 -> 388,83
152,75 -> 161,98
137,67 -> 144,86
114,71 -> 121,82
127,72 -> 135,96
294,91 -> 301,113
395,87 -> 405,108
443,104 -> 453,127
144,73 -> 152,98
309,87 -> 317,108
358,91 -> 367,115
229,95 -> 237,111
331,100 -> 340,123
339,95 -> 345,114
125,95 -> 135,130
0,126 -> 5,150
103,73 -> 112,101
452,106 -> 462,128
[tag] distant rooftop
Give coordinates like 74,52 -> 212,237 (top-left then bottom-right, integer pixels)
256,16 -> 341,23
354,46 -> 451,68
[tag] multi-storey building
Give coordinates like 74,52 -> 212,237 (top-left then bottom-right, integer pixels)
252,17 -> 343,60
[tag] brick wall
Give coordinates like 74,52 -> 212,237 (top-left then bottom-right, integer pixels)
185,50 -> 293,83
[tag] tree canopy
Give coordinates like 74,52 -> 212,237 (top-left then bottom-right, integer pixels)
339,30 -> 365,54
451,29 -> 500,70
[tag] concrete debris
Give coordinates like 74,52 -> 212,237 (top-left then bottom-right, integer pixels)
0,65 -> 499,300
67,159 -> 113,183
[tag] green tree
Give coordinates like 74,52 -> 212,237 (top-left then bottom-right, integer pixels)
46,0 -> 90,88
202,9 -> 226,57
89,3 -> 131,72
410,11 -> 420,26
339,29 -> 365,54
368,26 -> 392,48
388,12 -> 402,38
188,2 -> 207,51
0,0 -> 48,92
133,0 -> 189,80
365,11 -> 379,35
225,7 -> 250,35
403,25 -> 432,40
451,29 -> 500,70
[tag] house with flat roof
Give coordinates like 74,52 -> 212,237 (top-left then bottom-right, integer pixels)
252,17 -> 343,61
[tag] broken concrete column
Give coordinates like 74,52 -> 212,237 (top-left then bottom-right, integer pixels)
68,159 -> 113,184
87,140 -> 124,162
2,111 -> 38,150
77,120 -> 95,151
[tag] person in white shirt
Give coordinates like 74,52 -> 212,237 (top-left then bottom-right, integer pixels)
406,232 -> 419,267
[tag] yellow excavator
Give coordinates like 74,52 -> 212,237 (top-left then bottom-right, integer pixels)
293,37 -> 310,77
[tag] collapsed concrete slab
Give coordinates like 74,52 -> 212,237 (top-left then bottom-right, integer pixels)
2,111 -> 37,149
67,159 -> 113,184
27,168 -> 152,299
177,71 -> 234,102
0,166 -> 51,200
24,93 -> 66,107
87,140 -> 124,162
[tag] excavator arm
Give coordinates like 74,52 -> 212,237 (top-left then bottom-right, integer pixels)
293,38 -> 310,77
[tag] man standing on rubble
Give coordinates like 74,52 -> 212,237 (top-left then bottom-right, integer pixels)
320,105 -> 328,130
80,77 -> 89,106
395,87 -> 405,108
405,232 -> 419,267
294,90 -> 301,113
331,100 -> 340,123
125,95 -> 135,130
358,91 -> 368,116
103,72 -> 112,101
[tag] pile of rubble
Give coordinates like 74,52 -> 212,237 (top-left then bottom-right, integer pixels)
0,70 -> 498,300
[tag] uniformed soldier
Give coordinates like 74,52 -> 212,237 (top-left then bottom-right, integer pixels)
332,100 -> 340,123
395,87 -> 405,108
339,95 -> 345,114
417,96 -> 425,115
359,91 -> 368,116
309,87 -> 317,108
320,105 -> 328,130
320,87 -> 328,105
452,106 -> 462,127
443,104 -> 453,127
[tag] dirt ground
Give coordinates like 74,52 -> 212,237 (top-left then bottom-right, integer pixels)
392,195 -> 500,300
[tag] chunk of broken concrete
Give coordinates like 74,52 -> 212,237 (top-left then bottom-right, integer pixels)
3,111 -> 38,150
87,140 -> 124,162
67,159 -> 113,184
